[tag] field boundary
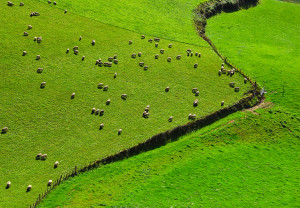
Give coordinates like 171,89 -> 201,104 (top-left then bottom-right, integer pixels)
30,0 -> 262,207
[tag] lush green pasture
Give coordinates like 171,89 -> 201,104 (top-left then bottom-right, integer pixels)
0,1 -> 251,207
36,0 -> 206,45
206,0 -> 300,111
39,108 -> 300,207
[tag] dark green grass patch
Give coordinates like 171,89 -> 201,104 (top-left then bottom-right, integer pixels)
0,1 -> 250,207
38,108 -> 300,207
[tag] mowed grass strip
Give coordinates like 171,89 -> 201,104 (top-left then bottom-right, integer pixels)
38,108 -> 300,207
206,0 -> 300,111
0,1 -> 250,207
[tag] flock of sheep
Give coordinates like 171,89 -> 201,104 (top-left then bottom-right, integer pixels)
3,0 -> 245,193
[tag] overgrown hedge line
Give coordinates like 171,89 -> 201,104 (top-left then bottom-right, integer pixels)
30,0 -> 262,207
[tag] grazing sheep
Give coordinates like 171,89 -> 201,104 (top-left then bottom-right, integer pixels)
129,40 -> 132,45
192,88 -> 198,93
160,49 -> 164,54
113,54 -> 117,59
82,56 -> 85,61
54,161 -> 59,168
22,51 -> 27,56
104,62 -> 108,67
95,60 -> 99,65
74,50 -> 79,55
194,63 -> 198,68
36,153 -> 42,160
71,93 -> 75,99
107,62 -> 112,67
191,52 -> 193,57
103,85 -> 108,91
167,57 -> 171,62
113,59 -> 118,64
106,99 -> 111,105
92,40 -> 95,45
98,61 -> 103,67
95,109 -> 100,115
37,68 -> 43,73
23,32 -> 28,36
176,55 -> 181,60
100,123 -> 104,129
118,129 -> 122,135
41,154 -> 47,160
40,82 -> 46,89
138,52 -> 142,57
108,57 -> 113,61
195,91 -> 199,96
148,39 -> 153,43
234,87 -> 240,92
139,62 -> 144,67
100,110 -> 104,116
187,49 -> 192,53
7,1 -> 14,6
143,111 -> 149,118
121,94 -> 127,100
144,65 -> 148,70
218,70 -> 222,76
168,116 -> 173,122
98,83 -> 104,89
131,53 -> 136,58
27,185 -> 32,192
64,9 -> 67,13
20,2 -> 24,6
33,37 -> 37,41
221,101 -> 224,106
221,66 -> 224,70
195,52 -> 198,56
229,82 -> 235,88
244,78 -> 248,84
6,181 -> 11,189
53,1 -> 56,5
48,180 -> 52,186
168,44 -> 172,48
79,36 -> 82,41
191,114 -> 196,120
36,55 -> 40,60
114,72 -> 117,78
165,86 -> 170,92
141,35 -> 145,39
48,0 -> 51,4
154,37 -> 160,42
37,37 -> 42,43
155,43 -> 158,47
193,99 -> 199,107
91,108 -> 96,114
66,48 -> 69,53
28,25 -> 32,29
198,53 -> 201,58
221,63 -> 224,67
155,54 -> 159,59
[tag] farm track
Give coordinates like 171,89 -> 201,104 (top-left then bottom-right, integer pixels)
28,1 -> 262,207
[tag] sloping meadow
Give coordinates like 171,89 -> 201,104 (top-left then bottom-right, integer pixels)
0,0 -> 250,207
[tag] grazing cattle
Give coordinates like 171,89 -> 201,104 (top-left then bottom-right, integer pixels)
194,63 -> 198,68
27,185 -> 32,192
167,57 -> 171,62
168,116 -> 173,122
195,52 -> 198,56
64,9 -> 67,13
20,2 -> 24,6
131,53 -> 136,58
118,129 -> 122,135
160,49 -> 164,54
100,110 -> 104,116
36,153 -> 42,160
141,35 -> 145,39
28,25 -> 32,29
48,180 -> 52,186
139,62 -> 144,67
155,43 -> 158,47
6,181 -> 11,189
187,49 -> 192,53
218,70 -> 222,76
22,51 -> 27,56
176,55 -> 181,60
195,91 -> 199,96
234,87 -> 240,92
113,55 -> 117,59
165,86 -> 170,92
148,39 -> 153,43
100,123 -> 104,129
138,52 -> 142,57
114,72 -> 117,78
95,109 -> 100,115
91,108 -> 96,114
71,93 -> 75,99
103,85 -> 108,91
168,44 -> 172,48
40,82 -> 46,88
98,83 -> 103,89
37,37 -> 42,43
48,0 -> 51,4
244,78 -> 248,84
91,40 -> 95,45
106,99 -> 111,105
74,50 -> 79,55
193,99 -> 199,107
144,65 -> 148,70
143,111 -> 149,118
154,38 -> 160,42
53,1 -> 56,5
108,57 -> 114,61
221,101 -> 224,106
192,88 -> 198,93
23,32 -> 28,36
66,48 -> 69,53
41,154 -> 47,160
54,161 -> 59,168
129,40 -> 132,45
7,1 -> 14,6
155,54 -> 159,59
229,82 -> 235,88
82,56 -> 85,61
36,55 -> 40,60
198,53 -> 201,57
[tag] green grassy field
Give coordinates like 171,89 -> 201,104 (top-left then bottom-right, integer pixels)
37,0 -> 300,207
0,0 -> 252,207
38,108 -> 300,207
206,0 -> 300,111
